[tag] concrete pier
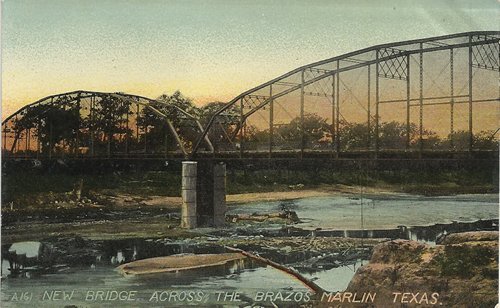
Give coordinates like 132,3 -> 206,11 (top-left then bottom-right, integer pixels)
181,161 -> 197,228
181,161 -> 227,228
213,163 -> 227,227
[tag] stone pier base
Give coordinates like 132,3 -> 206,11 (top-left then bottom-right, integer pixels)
213,163 -> 227,227
180,161 -> 226,228
181,161 -> 197,229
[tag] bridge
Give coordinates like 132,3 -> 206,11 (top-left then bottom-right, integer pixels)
2,31 -> 499,164
2,31 -> 499,228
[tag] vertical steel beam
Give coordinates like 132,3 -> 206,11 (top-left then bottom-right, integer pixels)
106,98 -> 112,158
144,126 -> 148,153
125,102 -> 129,155
367,65 -> 371,150
300,69 -> 305,158
331,73 -> 336,156
10,117 -> 19,153
25,128 -> 29,153
406,54 -> 411,149
269,85 -> 274,159
37,118 -> 41,157
75,93 -> 81,157
450,48 -> 454,149
16,121 -> 21,154
49,121 -> 53,159
239,97 -> 244,158
335,60 -> 340,155
419,43 -> 424,155
28,129 -> 31,153
90,96 -> 95,157
375,50 -> 380,156
164,123 -> 168,158
136,104 -> 140,144
468,35 -> 473,152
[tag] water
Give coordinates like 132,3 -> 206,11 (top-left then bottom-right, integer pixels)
300,259 -> 366,292
228,193 -> 499,229
2,193 -> 498,307
0,253 -> 315,307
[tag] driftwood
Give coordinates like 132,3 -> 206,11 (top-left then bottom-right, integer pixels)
117,253 -> 246,276
227,211 -> 300,223
224,246 -> 324,294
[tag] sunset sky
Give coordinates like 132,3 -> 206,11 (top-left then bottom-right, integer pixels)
2,0 -> 499,119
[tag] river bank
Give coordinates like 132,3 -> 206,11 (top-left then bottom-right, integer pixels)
3,167 -> 497,211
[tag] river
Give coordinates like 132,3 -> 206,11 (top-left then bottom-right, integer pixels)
228,193 -> 499,229
1,193 -> 498,307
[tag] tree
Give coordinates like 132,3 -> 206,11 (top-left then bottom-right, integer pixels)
10,96 -> 80,154
85,95 -> 130,155
137,91 -> 201,152
339,121 -> 371,150
473,130 -> 499,150
199,101 -> 240,151
275,113 -> 331,148
446,130 -> 499,150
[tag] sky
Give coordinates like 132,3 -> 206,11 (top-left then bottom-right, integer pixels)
1,0 -> 499,119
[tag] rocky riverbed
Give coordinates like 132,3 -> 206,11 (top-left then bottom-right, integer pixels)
341,231 -> 499,307
2,188 -> 498,307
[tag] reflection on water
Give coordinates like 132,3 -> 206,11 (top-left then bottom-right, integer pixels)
1,239 -> 231,279
302,259 -> 367,292
2,194 -> 499,307
0,235 -> 363,307
8,242 -> 41,258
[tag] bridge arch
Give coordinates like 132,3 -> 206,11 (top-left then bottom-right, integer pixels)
3,32 -> 498,160
192,31 -> 500,158
1,90 -> 213,158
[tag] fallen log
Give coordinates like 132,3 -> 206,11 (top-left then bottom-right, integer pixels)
224,246 -> 324,294
117,253 -> 246,276
227,210 -> 300,223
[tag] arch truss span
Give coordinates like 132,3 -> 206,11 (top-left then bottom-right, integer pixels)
192,31 -> 500,159
1,90 -> 214,159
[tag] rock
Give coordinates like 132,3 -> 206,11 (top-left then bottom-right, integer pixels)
346,232 -> 498,307
370,239 -> 426,263
288,184 -> 305,190
437,231 -> 498,245
281,246 -> 293,253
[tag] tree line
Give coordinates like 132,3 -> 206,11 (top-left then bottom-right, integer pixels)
6,91 -> 498,155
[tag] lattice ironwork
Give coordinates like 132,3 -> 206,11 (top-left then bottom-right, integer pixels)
377,47 -> 408,80
242,95 -> 270,112
471,36 -> 499,71
304,68 -> 333,98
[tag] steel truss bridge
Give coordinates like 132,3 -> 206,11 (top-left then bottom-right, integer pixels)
2,32 -> 499,163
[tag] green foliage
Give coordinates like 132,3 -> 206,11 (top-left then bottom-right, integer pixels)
136,91 -> 201,151
242,111 -> 499,151
199,101 -> 240,151
436,245 -> 495,278
12,96 -> 81,153
275,113 -> 331,147
84,95 -> 131,154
